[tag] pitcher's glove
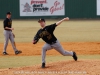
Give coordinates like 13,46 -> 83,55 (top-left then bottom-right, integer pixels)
33,40 -> 38,44
33,35 -> 40,44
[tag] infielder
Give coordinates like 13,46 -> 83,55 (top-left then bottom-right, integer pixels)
33,17 -> 78,68
3,12 -> 22,55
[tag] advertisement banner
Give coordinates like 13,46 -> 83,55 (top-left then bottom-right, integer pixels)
20,0 -> 65,16
97,0 -> 100,15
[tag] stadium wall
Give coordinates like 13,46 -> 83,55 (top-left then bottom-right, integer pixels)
0,0 -> 100,19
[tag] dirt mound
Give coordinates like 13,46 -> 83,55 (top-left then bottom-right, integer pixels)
0,60 -> 100,75
0,42 -> 100,75
0,42 -> 100,56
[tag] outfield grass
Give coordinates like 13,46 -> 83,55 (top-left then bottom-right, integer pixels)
0,20 -> 100,43
0,55 -> 100,69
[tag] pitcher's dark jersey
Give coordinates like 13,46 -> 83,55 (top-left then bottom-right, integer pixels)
34,23 -> 57,44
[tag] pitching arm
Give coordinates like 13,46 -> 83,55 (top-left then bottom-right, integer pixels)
56,17 -> 69,26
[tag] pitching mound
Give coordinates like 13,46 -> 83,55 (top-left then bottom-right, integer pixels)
0,42 -> 100,75
0,60 -> 100,75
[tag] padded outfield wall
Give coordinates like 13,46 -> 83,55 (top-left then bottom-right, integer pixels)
0,0 -> 100,19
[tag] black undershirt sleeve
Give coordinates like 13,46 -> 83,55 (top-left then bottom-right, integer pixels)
33,30 -> 41,44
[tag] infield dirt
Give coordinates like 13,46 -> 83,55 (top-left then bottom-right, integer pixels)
0,42 -> 100,75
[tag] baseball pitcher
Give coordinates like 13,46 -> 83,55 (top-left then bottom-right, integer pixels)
33,17 -> 78,68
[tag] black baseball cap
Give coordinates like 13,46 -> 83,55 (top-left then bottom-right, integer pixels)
38,18 -> 45,23
7,12 -> 11,15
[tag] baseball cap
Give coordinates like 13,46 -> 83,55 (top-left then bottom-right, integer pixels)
38,18 -> 45,23
7,12 -> 11,15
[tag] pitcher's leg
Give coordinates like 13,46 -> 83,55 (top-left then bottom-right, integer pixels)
53,41 -> 73,56
42,43 -> 52,63
53,40 -> 77,61
3,30 -> 9,53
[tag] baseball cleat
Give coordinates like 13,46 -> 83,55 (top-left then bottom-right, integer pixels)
41,63 -> 45,68
72,52 -> 78,61
3,52 -> 9,55
15,50 -> 22,55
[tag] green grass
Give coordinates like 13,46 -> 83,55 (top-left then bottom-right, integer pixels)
0,20 -> 100,42
0,55 -> 100,69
